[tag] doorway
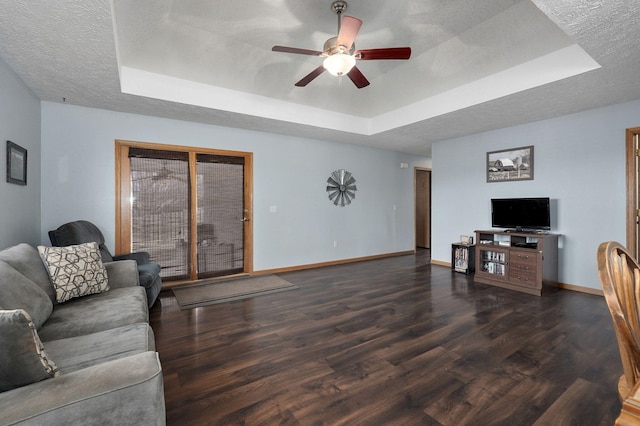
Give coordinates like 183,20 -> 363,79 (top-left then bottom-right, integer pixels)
115,140 -> 253,283
415,168 -> 431,248
626,127 -> 640,258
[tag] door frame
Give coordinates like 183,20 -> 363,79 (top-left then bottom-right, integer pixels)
115,140 -> 254,281
626,127 -> 640,257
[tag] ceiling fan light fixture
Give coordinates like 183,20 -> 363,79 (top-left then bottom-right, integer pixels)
323,53 -> 356,76
272,0 -> 410,88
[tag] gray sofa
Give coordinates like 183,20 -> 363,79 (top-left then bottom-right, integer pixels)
0,243 -> 165,425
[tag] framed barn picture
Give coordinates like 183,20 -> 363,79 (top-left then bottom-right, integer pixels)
486,145 -> 533,183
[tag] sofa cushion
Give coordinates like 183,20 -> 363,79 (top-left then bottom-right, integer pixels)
103,260 -> 139,289
38,242 -> 109,303
0,352 -> 165,426
0,260 -> 53,329
37,286 -> 148,342
0,309 -> 60,392
44,323 -> 155,373
0,243 -> 56,304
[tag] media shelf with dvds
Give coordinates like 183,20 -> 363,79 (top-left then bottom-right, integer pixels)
451,242 -> 475,275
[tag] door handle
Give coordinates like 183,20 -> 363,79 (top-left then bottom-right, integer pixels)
241,217 -> 250,222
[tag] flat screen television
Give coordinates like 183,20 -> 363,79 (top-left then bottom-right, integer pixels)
491,197 -> 551,231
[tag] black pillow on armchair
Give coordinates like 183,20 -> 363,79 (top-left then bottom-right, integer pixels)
48,220 -> 162,308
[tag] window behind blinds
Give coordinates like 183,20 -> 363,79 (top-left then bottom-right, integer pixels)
129,148 -> 190,281
196,154 -> 245,278
127,148 -> 245,281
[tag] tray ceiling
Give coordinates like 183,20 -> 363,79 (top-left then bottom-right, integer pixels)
0,0 -> 638,155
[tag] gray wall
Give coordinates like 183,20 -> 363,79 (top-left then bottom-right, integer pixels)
0,57 -> 41,248
40,102 -> 429,271
432,98 -> 640,291
5,48 -> 639,290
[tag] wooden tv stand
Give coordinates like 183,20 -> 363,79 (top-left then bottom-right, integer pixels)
474,230 -> 559,296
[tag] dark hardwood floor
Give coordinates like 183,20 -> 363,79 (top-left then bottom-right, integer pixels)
149,249 -> 622,425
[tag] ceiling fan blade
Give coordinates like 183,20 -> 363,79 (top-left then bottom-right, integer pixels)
272,46 -> 323,56
295,65 -> 326,87
347,66 -> 370,89
356,47 -> 412,60
337,16 -> 362,49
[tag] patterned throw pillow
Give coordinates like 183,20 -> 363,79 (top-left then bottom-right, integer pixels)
0,309 -> 60,392
38,242 -> 109,303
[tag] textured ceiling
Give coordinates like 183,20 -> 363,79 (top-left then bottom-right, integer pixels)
0,0 -> 638,156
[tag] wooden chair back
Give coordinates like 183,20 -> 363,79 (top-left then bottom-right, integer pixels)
597,241 -> 640,400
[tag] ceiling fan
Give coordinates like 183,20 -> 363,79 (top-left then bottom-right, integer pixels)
272,1 -> 411,89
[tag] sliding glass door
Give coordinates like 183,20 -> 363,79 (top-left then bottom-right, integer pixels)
194,154 -> 246,279
128,148 -> 190,280
116,141 -> 253,283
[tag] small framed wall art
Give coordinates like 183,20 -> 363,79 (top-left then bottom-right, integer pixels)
6,140 -> 27,185
486,145 -> 533,183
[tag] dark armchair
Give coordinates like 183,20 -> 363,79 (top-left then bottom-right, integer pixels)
48,220 -> 162,308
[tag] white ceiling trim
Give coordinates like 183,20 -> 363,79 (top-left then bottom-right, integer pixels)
119,66 -> 371,134
370,44 -> 601,134
120,43 -> 599,137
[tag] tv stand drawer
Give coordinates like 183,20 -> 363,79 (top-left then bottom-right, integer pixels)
510,251 -> 537,265
509,272 -> 537,287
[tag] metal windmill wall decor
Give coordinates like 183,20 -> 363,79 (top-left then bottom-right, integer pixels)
326,169 -> 357,206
